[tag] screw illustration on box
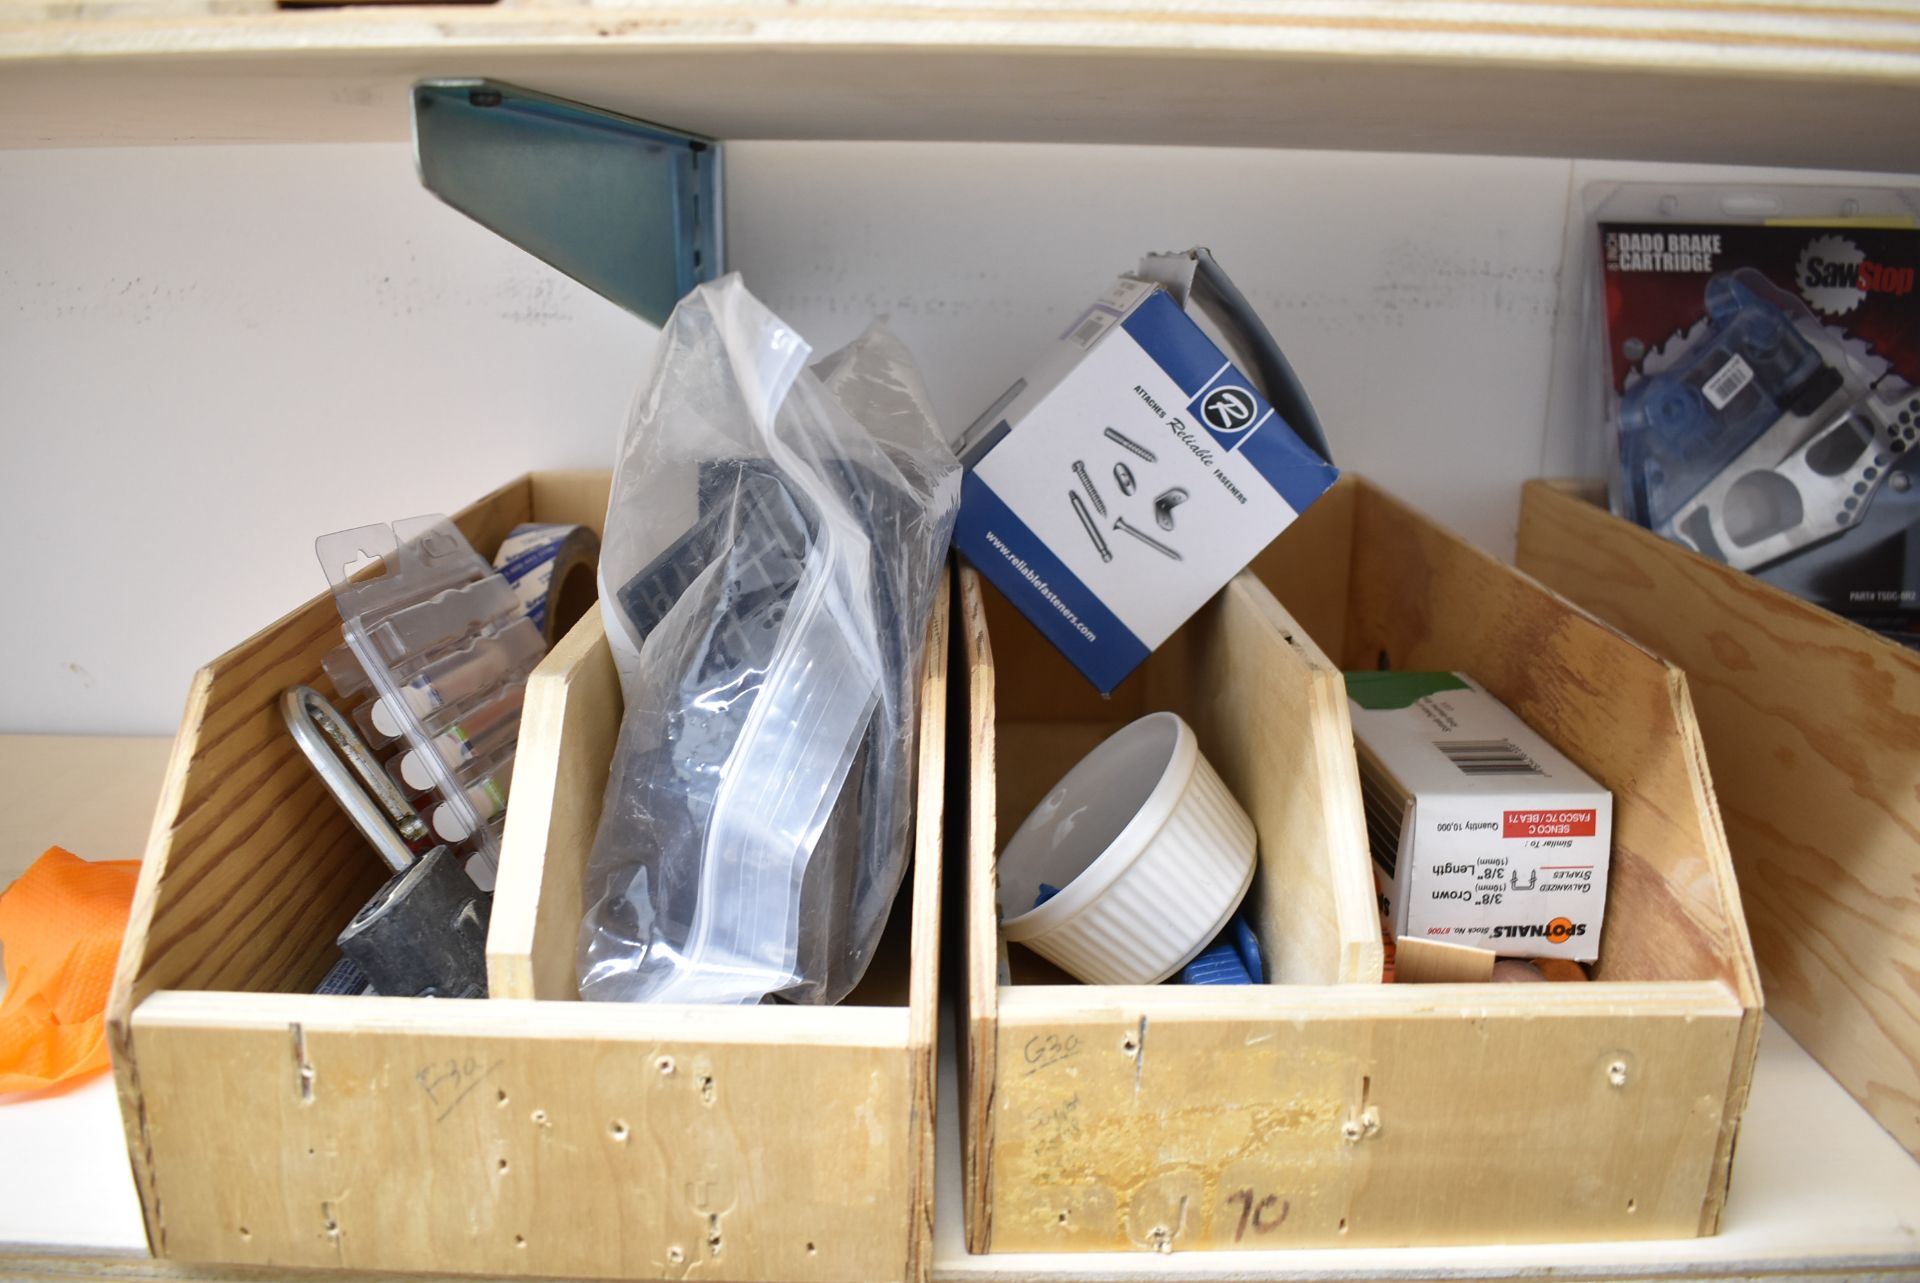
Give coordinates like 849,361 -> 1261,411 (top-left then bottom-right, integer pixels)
954,250 -> 1338,692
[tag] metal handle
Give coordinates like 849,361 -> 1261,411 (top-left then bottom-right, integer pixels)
281,686 -> 425,873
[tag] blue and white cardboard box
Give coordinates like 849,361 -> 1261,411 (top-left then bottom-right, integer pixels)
954,274 -> 1339,693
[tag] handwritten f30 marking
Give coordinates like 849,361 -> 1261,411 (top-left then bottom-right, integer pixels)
417,1057 -> 504,1122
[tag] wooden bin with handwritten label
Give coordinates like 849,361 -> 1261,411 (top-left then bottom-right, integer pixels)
956,475 -> 1762,1254
1516,477 -> 1920,1164
107,469 -> 948,1283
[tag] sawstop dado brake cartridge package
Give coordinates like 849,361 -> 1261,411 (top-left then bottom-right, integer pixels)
1582,183 -> 1920,644
1347,672 -> 1614,963
953,249 -> 1339,693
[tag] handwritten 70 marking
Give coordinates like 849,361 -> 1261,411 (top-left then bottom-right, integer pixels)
416,1056 -> 504,1122
1224,1188 -> 1289,1242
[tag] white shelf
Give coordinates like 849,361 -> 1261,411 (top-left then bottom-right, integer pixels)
0,1 -> 1917,165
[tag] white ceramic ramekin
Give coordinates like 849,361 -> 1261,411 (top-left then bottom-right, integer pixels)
997,711 -> 1256,985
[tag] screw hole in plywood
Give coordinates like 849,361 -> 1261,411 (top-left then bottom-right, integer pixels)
497,1088 -> 508,1107
238,1227 -> 251,1241
1627,1198 -> 1637,1214
515,1235 -> 527,1249
610,1120 -> 630,1141
805,1242 -> 817,1256
497,1158 -> 509,1173
1057,1211 -> 1069,1225
531,1108 -> 548,1126
667,1245 -> 685,1264
657,1055 -> 676,1075
1338,1217 -> 1348,1234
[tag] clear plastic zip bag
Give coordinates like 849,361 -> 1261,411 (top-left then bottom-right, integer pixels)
579,276 -> 959,1004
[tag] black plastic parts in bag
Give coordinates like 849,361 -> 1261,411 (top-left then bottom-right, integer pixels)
578,276 -> 959,1004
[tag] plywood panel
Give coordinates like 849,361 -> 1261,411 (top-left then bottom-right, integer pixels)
987,982 -> 1746,1252
1518,478 -> 1920,1160
901,569 -> 950,1283
1246,477 -> 1355,665
1189,575 -> 1381,986
957,568 -> 999,1256
486,609 -> 619,1002
1324,480 -> 1760,1005
131,992 -> 913,1281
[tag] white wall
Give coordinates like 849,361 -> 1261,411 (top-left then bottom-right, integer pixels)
0,141 -> 1904,733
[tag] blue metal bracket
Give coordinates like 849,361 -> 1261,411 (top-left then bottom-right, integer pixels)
412,80 -> 723,327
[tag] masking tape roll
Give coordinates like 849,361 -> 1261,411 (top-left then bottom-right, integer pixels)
493,523 -> 601,645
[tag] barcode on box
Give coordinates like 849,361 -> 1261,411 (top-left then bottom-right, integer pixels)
1064,307 -> 1118,349
1435,738 -> 1541,776
1701,354 -> 1755,410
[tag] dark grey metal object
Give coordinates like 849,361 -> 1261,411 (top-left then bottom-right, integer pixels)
413,79 -> 723,327
1070,491 -> 1113,562
1114,514 -> 1182,561
1153,486 -> 1190,531
1072,460 -> 1107,515
338,845 -> 491,999
282,685 -> 424,872
1104,426 -> 1157,463
1114,461 -> 1137,496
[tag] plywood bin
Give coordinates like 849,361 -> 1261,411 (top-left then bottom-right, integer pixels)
108,470 -> 948,1283
1518,477 -> 1920,1162
957,475 -> 1761,1254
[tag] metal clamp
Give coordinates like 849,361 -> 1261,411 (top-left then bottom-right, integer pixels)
282,686 -> 426,873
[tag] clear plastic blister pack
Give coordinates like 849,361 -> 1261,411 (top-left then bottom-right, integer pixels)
319,517 -> 549,889
1577,182 -> 1920,636
578,275 -> 960,1005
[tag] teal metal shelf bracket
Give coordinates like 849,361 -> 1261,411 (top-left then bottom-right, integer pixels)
412,79 -> 723,327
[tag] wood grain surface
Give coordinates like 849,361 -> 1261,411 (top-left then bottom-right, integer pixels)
963,476 -> 1760,1254
131,992 -> 917,1279
0,3 -> 1916,169
108,470 -> 948,1281
1518,478 -> 1920,1160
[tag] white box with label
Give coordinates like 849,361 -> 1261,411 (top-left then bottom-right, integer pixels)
1349,670 -> 1615,962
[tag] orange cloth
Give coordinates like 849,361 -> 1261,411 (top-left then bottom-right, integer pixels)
0,847 -> 141,1096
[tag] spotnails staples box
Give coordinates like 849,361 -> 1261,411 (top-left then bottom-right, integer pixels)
1347,672 -> 1615,963
952,267 -> 1339,693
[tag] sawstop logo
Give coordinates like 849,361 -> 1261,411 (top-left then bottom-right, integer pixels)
1798,234 -> 1916,316
1491,917 -> 1584,945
